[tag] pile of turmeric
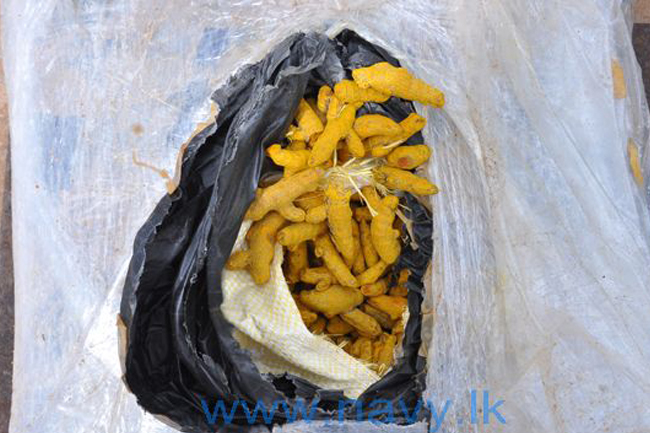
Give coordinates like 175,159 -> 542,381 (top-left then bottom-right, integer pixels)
226,61 -> 442,375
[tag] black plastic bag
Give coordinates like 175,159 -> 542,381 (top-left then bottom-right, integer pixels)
120,30 -> 433,432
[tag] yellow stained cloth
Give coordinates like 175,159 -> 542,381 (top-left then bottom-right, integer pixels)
221,221 -> 379,399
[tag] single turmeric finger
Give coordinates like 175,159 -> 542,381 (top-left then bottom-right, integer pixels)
393,113 -> 427,135
368,113 -> 427,157
277,222 -> 327,247
360,185 -> 384,215
333,79 -> 390,104
231,212 -> 286,285
300,266 -> 335,291
299,285 -> 364,318
353,114 -> 403,138
284,242 -> 308,284
351,220 -> 366,275
359,219 -> 379,267
326,95 -> 344,120
325,184 -> 355,264
266,144 -> 310,176
361,303 -> 395,330
396,268 -> 410,285
367,295 -> 408,320
296,99 -> 324,141
345,130 -> 365,158
314,236 -> 359,287
389,285 -> 408,297
356,260 -> 389,286
361,278 -> 389,297
341,309 -> 382,338
351,62 -> 445,107
348,337 -> 361,357
350,337 -> 374,362
386,145 -> 431,170
374,166 -> 438,195
390,268 -> 411,296
225,250 -> 250,270
317,85 -> 334,114
246,212 -> 287,283
372,340 -> 383,364
309,104 -> 359,167
353,253 -> 365,275
246,168 -> 324,221
392,318 -> 405,335
375,333 -> 397,368
327,316 -> 354,335
370,195 -> 401,264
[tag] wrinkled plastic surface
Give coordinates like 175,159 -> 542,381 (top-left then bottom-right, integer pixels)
4,0 -> 650,432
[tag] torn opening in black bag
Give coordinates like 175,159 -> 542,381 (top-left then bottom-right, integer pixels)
119,30 -> 433,432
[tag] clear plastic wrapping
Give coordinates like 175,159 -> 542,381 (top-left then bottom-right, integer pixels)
4,0 -> 650,432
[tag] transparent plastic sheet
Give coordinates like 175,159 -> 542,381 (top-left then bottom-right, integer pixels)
3,0 -> 650,432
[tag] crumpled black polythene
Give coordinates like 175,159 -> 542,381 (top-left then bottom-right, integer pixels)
120,30 -> 433,432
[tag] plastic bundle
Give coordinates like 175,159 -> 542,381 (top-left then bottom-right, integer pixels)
120,31 -> 432,431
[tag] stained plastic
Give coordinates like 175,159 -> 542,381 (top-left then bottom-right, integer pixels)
4,0 -> 650,432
